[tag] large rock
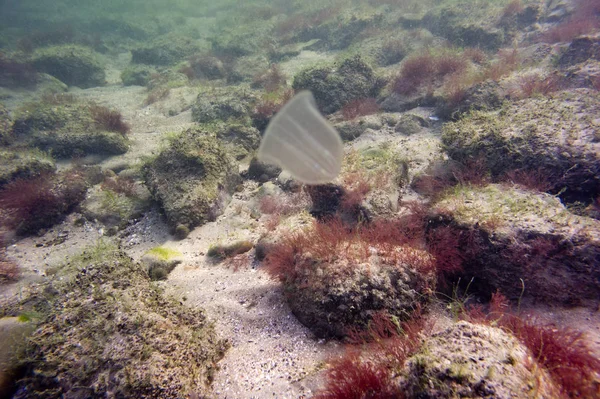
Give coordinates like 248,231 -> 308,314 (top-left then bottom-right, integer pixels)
264,220 -> 435,338
142,128 -> 240,231
433,184 -> 600,306
31,45 -> 105,88
292,56 -> 385,114
11,99 -> 129,158
131,34 -> 206,65
422,1 -> 506,51
401,321 -> 560,398
0,149 -> 56,189
442,89 -> 600,203
191,87 -> 257,124
13,246 -> 226,398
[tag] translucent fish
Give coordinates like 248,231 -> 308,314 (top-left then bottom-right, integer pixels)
257,91 -> 343,185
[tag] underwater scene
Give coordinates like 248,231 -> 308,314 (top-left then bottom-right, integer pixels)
0,0 -> 599,397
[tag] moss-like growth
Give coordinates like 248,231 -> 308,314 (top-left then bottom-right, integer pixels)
0,148 -> 55,189
31,45 -> 105,88
434,184 -> 600,305
422,1 -> 507,51
191,86 -> 257,124
131,34 -> 206,65
146,246 -> 182,261
292,55 -> 385,114
14,244 -> 227,398
143,246 -> 183,281
120,64 -> 155,86
442,89 -> 600,203
0,103 -> 13,145
11,99 -> 129,157
402,321 -> 560,397
142,128 -> 241,230
207,240 -> 253,260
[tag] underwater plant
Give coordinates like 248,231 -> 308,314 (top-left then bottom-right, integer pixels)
89,104 -> 131,135
466,292 -> 600,399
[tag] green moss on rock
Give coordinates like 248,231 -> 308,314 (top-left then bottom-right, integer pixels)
12,100 -> 129,157
14,245 -> 226,398
292,55 -> 385,114
31,45 -> 106,88
442,89 -> 600,202
142,128 -> 241,230
0,149 -> 56,189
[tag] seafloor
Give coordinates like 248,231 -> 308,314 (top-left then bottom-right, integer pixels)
0,0 -> 599,398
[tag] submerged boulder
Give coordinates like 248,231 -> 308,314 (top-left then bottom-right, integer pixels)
191,87 -> 257,124
31,45 -> 105,88
401,321 -> 560,398
442,89 -> 600,203
13,245 -> 226,398
292,56 -> 385,114
0,149 -> 56,189
11,99 -> 129,157
422,1 -> 506,51
142,128 -> 240,231
433,184 -> 600,306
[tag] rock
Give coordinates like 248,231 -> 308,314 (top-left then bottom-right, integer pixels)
283,232 -> 435,338
31,45 -> 105,88
0,317 -> 36,396
422,1 -> 506,51
131,34 -> 205,65
436,81 -> 504,120
11,99 -> 129,158
433,184 -> 600,306
442,89 -> 600,203
0,149 -> 56,189
13,247 -> 226,398
191,87 -> 257,124
334,115 -> 383,141
80,183 -> 152,231
141,246 -> 182,281
142,128 -> 241,230
557,36 -> 600,67
247,157 -> 281,182
292,55 -> 385,114
401,321 -> 560,398
394,114 -> 429,135
120,65 -> 155,86
215,123 -> 260,160
0,104 -> 13,146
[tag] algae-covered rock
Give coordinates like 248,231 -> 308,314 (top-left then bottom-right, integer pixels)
401,321 -> 560,398
557,36 -> 600,67
287,242 -> 434,338
141,246 -> 183,281
214,123 -> 260,160
436,81 -> 503,120
292,56 -> 385,114
31,45 -> 105,88
11,99 -> 129,157
13,244 -> 226,398
268,220 -> 436,338
0,149 -> 56,189
120,64 -> 155,86
142,128 -> 241,230
131,34 -> 206,66
442,89 -> 600,202
0,104 -> 13,146
0,317 -> 36,396
80,181 -> 152,230
422,1 -> 506,51
191,87 -> 257,124
434,184 -> 600,306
